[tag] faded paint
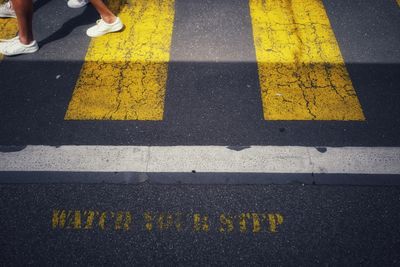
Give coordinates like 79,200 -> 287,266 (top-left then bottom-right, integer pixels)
84,211 -> 97,229
114,211 -> 133,231
250,0 -> 365,120
52,210 -> 284,233
194,214 -> 210,232
145,212 -> 182,231
144,211 -> 154,231
0,16 -> 18,60
219,214 -> 234,233
65,0 -> 175,120
268,213 -> 284,233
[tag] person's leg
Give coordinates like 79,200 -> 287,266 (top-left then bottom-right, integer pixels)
86,0 -> 123,37
0,0 -> 37,56
11,0 -> 34,44
89,0 -> 117,23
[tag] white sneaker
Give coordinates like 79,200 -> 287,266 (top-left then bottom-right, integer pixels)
86,17 -> 123,37
67,0 -> 88,9
0,1 -> 16,18
0,37 -> 39,56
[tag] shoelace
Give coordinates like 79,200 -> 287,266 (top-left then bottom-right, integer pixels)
95,19 -> 111,29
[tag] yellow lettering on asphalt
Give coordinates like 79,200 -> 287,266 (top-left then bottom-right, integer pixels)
250,0 -> 365,120
174,213 -> 183,231
52,210 -> 69,229
193,214 -> 210,232
72,210 -> 82,229
239,213 -> 251,233
52,210 -> 82,229
251,213 -> 262,233
65,0 -> 175,120
114,211 -> 132,231
267,213 -> 284,233
84,211 -> 97,229
0,15 -> 18,61
157,213 -> 174,230
99,211 -> 113,230
219,214 -> 234,233
51,210 -> 285,233
144,211 -> 154,231
144,212 -> 182,231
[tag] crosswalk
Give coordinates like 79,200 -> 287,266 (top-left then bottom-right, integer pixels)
65,0 -> 175,120
250,0 -> 364,120
0,0 -> 398,121
0,0 -> 400,184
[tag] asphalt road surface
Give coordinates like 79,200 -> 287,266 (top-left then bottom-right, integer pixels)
1,183 -> 400,265
0,0 -> 399,265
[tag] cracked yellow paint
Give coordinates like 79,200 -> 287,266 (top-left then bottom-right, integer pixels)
250,0 -> 365,120
0,17 -> 18,61
65,0 -> 175,120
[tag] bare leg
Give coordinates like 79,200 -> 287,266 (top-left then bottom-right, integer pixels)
89,0 -> 117,23
11,0 -> 34,44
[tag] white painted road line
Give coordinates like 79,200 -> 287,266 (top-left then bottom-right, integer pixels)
1,146 -> 399,174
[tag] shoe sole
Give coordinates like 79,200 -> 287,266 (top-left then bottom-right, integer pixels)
1,46 -> 39,56
2,50 -> 38,56
0,14 -> 16,18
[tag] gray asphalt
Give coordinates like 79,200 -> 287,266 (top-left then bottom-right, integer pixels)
0,0 -> 399,265
0,183 -> 400,265
0,0 -> 399,146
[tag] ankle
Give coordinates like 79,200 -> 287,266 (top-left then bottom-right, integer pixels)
19,36 -> 34,45
101,15 -> 117,24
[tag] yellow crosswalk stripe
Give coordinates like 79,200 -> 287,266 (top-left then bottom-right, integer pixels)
249,0 -> 365,120
0,18 -> 18,61
65,0 -> 175,120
